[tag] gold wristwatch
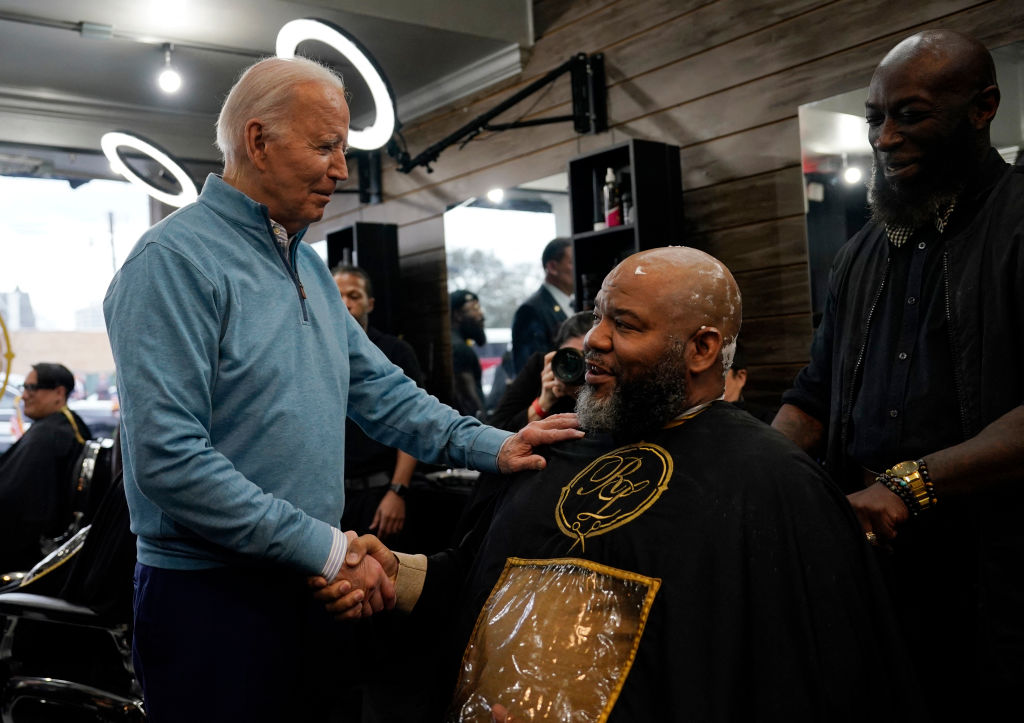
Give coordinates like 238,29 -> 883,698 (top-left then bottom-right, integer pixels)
886,460 -> 935,512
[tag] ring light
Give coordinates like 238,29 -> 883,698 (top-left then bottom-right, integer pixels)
276,18 -> 397,150
100,131 -> 199,208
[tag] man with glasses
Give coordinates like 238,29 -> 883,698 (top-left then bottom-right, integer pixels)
0,362 -> 90,572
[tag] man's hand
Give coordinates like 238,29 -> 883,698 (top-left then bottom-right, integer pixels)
371,491 -> 406,538
848,482 -> 910,541
497,413 -> 584,473
538,351 -> 569,409
308,534 -> 398,620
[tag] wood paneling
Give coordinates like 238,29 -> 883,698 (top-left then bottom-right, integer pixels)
734,264 -> 811,320
690,216 -> 810,274
743,363 -> 807,409
310,0 -> 1024,401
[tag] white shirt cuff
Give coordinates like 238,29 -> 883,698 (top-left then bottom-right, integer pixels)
321,527 -> 349,580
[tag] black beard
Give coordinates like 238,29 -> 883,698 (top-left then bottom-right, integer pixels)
575,351 -> 689,441
458,319 -> 486,347
867,119 -> 973,228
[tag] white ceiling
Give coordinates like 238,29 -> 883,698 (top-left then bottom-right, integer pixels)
0,0 -> 532,184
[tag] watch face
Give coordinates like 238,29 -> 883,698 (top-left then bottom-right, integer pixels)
890,460 -> 919,477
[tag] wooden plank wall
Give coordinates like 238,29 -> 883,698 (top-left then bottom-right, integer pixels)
310,0 -> 1024,406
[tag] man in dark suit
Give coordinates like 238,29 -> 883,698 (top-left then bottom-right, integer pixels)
510,238 -> 574,374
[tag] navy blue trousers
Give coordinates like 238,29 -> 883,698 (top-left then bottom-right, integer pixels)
132,563 -> 364,723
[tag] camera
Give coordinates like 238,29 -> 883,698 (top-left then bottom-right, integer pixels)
551,347 -> 586,386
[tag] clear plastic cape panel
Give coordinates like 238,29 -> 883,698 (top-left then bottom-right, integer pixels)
450,557 -> 661,722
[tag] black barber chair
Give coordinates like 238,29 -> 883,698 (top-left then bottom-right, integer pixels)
0,467 -> 142,722
41,437 -> 117,557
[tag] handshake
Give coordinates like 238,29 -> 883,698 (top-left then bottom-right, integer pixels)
307,531 -> 399,619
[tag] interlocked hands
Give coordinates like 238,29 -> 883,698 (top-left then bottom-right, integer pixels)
307,532 -> 398,619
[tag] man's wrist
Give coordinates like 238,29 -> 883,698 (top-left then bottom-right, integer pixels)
388,482 -> 409,498
878,458 -> 938,516
321,527 -> 349,580
393,552 -> 428,612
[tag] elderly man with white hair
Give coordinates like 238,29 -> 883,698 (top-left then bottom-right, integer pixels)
104,55 -> 580,722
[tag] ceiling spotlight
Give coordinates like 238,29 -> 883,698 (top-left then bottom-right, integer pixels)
843,166 -> 863,185
486,188 -> 504,204
158,43 -> 182,94
276,18 -> 396,150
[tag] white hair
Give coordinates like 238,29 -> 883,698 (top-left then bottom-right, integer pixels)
215,56 -> 346,169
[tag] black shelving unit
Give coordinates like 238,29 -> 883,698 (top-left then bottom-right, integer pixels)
568,139 -> 683,310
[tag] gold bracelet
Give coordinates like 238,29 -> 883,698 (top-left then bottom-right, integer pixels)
885,459 -> 938,515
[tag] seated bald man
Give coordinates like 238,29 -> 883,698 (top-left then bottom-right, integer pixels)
315,247 -> 923,722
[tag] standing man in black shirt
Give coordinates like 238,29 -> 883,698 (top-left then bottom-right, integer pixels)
774,29 -> 1024,721
333,265 -> 423,541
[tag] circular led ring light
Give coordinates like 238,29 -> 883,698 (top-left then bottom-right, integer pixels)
100,131 -> 198,208
276,18 -> 396,150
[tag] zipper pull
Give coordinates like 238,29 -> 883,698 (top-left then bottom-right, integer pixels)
299,282 -> 307,299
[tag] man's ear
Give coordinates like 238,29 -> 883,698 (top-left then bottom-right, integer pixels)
244,119 -> 269,170
366,297 -> 375,315
970,84 -> 1000,130
687,327 -> 723,374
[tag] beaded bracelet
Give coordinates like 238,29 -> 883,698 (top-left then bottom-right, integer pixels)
916,458 -> 938,509
877,459 -> 938,517
878,473 -> 919,515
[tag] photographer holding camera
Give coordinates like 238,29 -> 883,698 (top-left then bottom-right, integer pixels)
489,312 -> 592,432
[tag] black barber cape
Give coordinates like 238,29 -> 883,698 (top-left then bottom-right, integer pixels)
418,402 -> 923,722
0,409 -> 90,572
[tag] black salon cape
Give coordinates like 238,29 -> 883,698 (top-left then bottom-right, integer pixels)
0,410 -> 90,572
415,402 -> 923,722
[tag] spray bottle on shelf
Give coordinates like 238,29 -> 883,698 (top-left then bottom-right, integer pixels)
603,167 -> 622,227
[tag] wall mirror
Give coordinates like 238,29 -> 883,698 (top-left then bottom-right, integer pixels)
443,172 -> 570,410
798,40 -> 1024,326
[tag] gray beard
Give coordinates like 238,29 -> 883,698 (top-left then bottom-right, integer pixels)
575,356 -> 690,440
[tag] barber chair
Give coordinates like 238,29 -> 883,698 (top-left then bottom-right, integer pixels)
40,437 -> 116,557
0,590 -> 143,722
0,470 -> 143,722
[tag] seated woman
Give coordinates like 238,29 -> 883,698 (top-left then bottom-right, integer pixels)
488,312 -> 592,432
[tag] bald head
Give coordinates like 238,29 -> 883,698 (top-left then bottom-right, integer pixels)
878,30 -> 996,96
866,30 -> 1000,227
579,246 -> 742,435
607,246 -> 742,361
